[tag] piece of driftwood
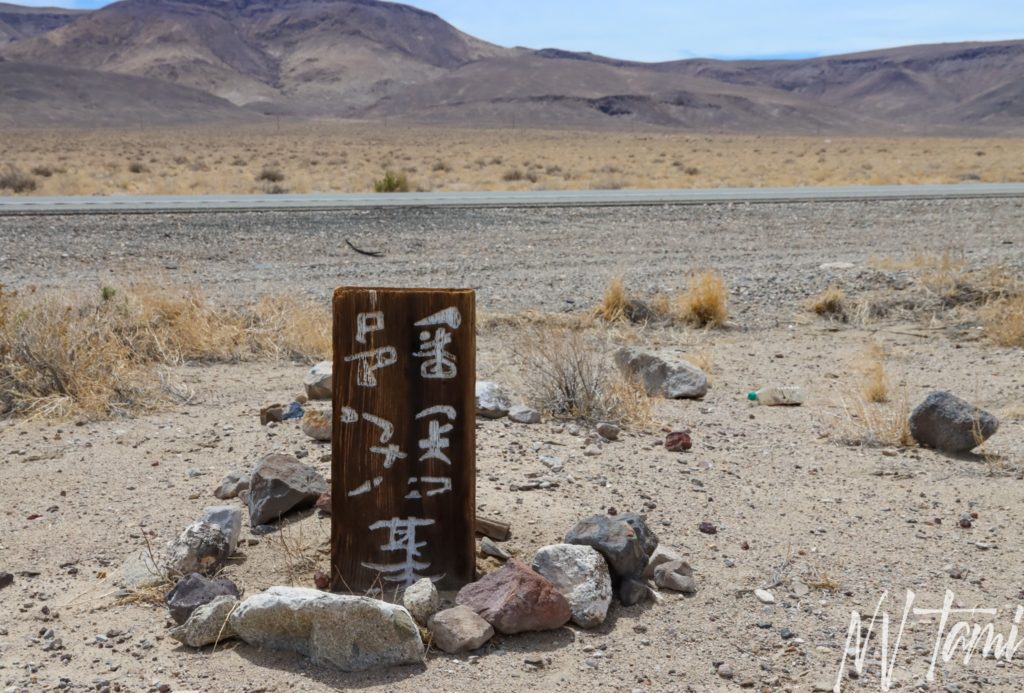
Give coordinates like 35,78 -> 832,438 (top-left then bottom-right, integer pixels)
475,514 -> 511,542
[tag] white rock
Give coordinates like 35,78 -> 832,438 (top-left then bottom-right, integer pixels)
165,522 -> 233,577
475,381 -> 511,418
300,409 -> 331,442
303,361 -> 333,400
754,588 -> 775,604
532,544 -> 612,628
583,445 -> 602,457
643,545 -> 683,579
402,578 -> 439,626
508,404 -> 542,424
120,549 -> 166,589
199,506 -> 241,556
230,586 -> 424,672
428,606 -> 494,654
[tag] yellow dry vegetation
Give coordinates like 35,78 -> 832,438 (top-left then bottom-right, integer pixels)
2,123 -> 1023,195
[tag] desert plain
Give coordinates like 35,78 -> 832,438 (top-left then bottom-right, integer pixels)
0,192 -> 1023,692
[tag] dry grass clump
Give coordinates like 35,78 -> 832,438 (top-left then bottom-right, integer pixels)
809,285 -> 847,320
981,294 -> 1024,346
674,270 -> 729,327
835,389 -> 913,448
256,165 -> 285,183
0,284 -> 329,418
594,275 -> 628,322
518,327 -> 650,425
858,342 -> 889,403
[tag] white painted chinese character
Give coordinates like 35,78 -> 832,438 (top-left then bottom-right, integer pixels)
405,476 -> 452,499
361,517 -> 442,586
416,405 -> 455,465
336,410 -> 407,496
344,346 -> 397,387
355,311 -> 384,344
413,307 -> 460,379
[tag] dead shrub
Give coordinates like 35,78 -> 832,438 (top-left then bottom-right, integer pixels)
256,166 -> 285,183
835,389 -> 913,448
518,327 -> 650,425
810,285 -> 846,320
675,270 -> 729,327
0,166 -> 38,193
981,294 -> 1024,346
594,275 -> 628,322
0,284 -> 329,419
858,342 -> 889,403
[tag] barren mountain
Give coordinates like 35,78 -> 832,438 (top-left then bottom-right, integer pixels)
0,0 -> 1021,133
0,2 -> 82,44
0,61 -> 257,127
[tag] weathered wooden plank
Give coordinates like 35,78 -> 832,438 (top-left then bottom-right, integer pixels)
475,514 -> 511,542
331,287 -> 475,592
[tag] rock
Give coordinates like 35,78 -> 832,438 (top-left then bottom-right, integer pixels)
539,455 -> 563,472
165,522 -> 234,577
475,381 -> 511,418
754,588 -> 775,604
595,422 -> 620,441
643,545 -> 683,578
260,403 -> 285,426
402,578 -> 439,626
300,409 -> 331,442
532,544 -> 612,628
618,576 -> 653,606
199,506 -> 241,556
717,662 -> 734,679
169,595 -> 238,648
230,586 -> 423,672
698,521 -> 717,535
456,559 -> 571,634
213,470 -> 249,500
508,404 -> 541,424
246,454 -> 327,526
165,573 -> 241,625
563,512 -> 659,582
909,390 -> 999,453
583,445 -> 602,457
119,550 -> 165,589
0,571 -> 12,590
480,536 -> 511,561
428,606 -> 494,654
653,560 -> 696,594
613,347 -> 708,399
303,361 -> 333,400
314,491 -> 332,514
623,298 -> 655,323
665,431 -> 692,452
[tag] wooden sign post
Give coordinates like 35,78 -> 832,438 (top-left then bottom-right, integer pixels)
331,287 -> 476,592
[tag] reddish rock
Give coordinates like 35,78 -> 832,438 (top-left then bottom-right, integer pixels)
665,431 -> 692,452
455,559 -> 570,634
315,491 -> 332,515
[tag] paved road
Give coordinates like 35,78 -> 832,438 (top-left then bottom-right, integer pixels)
2,183 -> 1024,214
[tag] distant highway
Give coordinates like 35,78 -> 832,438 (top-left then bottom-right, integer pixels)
2,183 -> 1024,214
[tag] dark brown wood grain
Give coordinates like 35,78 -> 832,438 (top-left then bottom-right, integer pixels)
331,287 -> 475,592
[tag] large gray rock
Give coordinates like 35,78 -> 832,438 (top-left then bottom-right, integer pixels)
508,404 -> 541,424
653,560 -> 697,594
613,347 -> 708,399
169,595 -> 238,648
165,522 -> 234,577
402,577 -> 439,626
564,513 -> 659,604
213,470 -> 249,500
428,606 -> 494,653
120,550 -> 165,589
303,361 -> 333,400
475,381 -> 511,419
247,454 -> 327,526
532,544 -> 612,628
643,545 -> 683,579
165,573 -> 241,625
909,390 -> 999,453
230,586 -> 424,672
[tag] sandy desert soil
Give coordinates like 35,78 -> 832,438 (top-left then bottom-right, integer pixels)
2,124 -> 1024,196
1,199 -> 1024,692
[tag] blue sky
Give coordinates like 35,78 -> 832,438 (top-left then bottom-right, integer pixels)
16,0 -> 1024,62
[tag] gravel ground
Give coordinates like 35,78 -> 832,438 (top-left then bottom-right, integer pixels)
1,199 -> 1024,693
